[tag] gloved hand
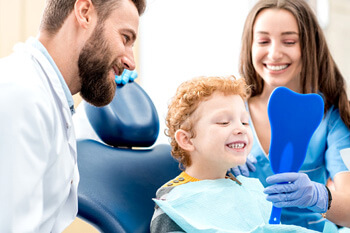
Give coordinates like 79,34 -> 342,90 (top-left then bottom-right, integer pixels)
264,172 -> 328,213
228,154 -> 257,177
115,69 -> 138,85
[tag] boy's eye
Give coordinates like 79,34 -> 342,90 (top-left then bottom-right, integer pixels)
242,122 -> 249,126
217,122 -> 229,125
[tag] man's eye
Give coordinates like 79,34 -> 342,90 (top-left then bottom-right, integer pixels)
123,35 -> 131,43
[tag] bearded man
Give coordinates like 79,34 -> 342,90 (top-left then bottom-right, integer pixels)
0,0 -> 145,232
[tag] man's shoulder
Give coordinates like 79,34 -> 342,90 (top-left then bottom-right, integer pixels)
0,52 -> 44,85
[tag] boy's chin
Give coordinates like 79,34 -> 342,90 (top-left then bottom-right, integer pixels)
232,158 -> 248,167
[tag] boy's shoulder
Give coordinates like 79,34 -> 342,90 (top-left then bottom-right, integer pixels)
161,172 -> 190,188
155,172 -> 192,199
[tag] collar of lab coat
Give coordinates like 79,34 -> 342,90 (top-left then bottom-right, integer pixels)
14,38 -> 77,163
29,37 -> 75,115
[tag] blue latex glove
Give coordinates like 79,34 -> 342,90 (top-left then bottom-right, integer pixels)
115,69 -> 138,85
264,172 -> 328,213
229,154 -> 257,177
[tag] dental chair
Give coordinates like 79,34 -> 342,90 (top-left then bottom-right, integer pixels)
76,82 -> 180,233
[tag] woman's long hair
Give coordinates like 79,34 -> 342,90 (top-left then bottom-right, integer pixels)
240,0 -> 350,128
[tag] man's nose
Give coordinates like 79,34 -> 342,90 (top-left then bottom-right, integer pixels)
121,48 -> 136,70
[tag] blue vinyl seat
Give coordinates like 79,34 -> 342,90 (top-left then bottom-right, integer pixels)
76,82 -> 180,233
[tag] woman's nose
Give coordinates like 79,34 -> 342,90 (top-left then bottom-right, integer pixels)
267,42 -> 283,61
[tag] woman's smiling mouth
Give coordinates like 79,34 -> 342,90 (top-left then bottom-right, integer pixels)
265,64 -> 289,71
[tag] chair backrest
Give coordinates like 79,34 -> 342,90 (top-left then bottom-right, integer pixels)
84,82 -> 160,147
76,82 -> 180,233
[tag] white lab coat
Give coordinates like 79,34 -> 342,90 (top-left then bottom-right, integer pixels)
73,101 -> 102,143
0,38 -> 79,233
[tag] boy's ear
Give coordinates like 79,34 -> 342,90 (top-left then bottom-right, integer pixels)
175,129 -> 195,152
74,0 -> 95,29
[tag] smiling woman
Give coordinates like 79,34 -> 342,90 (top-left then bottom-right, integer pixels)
251,8 -> 302,96
235,0 -> 350,231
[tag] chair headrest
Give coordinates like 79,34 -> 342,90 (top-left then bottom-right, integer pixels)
84,82 -> 159,148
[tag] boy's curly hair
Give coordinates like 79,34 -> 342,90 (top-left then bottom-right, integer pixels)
165,76 -> 250,169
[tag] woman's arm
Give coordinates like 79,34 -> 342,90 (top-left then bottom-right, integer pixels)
325,171 -> 350,227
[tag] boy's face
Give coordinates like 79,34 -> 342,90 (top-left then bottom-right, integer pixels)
188,92 -> 253,178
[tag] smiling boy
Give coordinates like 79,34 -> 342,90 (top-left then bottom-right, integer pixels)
150,76 -> 254,232
150,76 -> 320,233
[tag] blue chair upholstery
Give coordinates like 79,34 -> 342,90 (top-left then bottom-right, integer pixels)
76,82 -> 180,233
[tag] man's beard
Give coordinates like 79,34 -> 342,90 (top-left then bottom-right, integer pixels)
78,24 -> 117,107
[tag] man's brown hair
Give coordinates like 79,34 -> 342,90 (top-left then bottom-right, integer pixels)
40,0 -> 146,35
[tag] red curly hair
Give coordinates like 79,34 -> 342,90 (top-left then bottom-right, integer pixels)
165,75 -> 250,169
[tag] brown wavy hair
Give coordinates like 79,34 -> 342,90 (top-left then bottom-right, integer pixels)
165,76 -> 250,169
239,0 -> 350,128
40,0 -> 146,35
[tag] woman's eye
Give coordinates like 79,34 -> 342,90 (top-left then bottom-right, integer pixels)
284,41 -> 296,45
258,41 -> 269,45
255,39 -> 269,45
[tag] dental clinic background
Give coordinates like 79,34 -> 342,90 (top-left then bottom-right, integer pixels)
139,0 -> 350,145
0,0 -> 349,232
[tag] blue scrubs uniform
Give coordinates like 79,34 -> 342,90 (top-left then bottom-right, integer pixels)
247,104 -> 350,232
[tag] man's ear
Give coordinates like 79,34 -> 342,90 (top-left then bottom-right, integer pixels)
74,0 -> 95,29
175,129 -> 195,152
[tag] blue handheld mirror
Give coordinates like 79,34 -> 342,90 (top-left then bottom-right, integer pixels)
267,87 -> 324,224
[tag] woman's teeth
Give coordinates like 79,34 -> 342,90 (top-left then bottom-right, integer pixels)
228,143 -> 245,149
266,64 -> 288,71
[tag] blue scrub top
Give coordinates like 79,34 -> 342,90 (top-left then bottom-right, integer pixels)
247,103 -> 350,232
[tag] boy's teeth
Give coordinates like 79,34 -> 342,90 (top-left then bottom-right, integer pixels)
266,64 -> 288,71
228,143 -> 245,149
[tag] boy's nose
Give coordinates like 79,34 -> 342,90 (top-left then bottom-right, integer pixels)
233,123 -> 247,135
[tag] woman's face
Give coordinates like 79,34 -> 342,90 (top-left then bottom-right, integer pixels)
252,9 -> 302,92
